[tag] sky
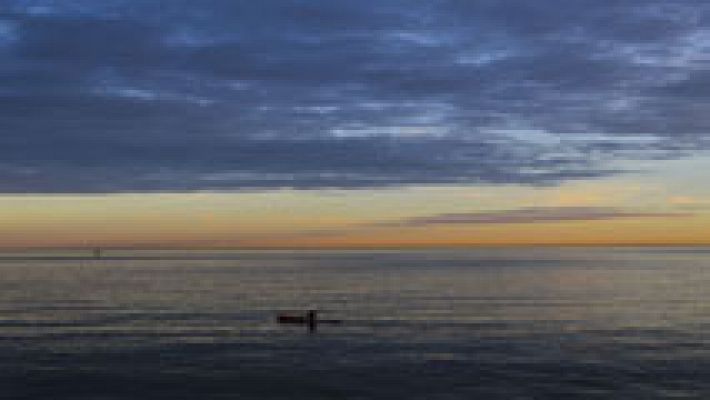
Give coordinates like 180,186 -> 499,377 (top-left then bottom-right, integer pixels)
1,0 -> 709,249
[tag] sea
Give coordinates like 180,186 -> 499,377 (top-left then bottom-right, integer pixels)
0,247 -> 709,399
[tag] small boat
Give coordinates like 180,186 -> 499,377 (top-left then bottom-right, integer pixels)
276,310 -> 342,329
277,314 -> 309,324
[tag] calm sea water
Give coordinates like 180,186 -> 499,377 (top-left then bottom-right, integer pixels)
1,247 -> 709,399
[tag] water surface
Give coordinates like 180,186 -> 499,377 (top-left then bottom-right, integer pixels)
1,247 -> 709,399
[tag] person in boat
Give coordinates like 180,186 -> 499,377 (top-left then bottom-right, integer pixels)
306,310 -> 317,331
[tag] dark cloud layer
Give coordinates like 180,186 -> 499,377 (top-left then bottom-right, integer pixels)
0,0 -> 708,192
383,207 -> 692,227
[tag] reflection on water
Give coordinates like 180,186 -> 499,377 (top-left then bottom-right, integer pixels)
1,247 -> 709,399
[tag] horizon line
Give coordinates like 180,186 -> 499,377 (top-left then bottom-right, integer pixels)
2,242 -> 710,252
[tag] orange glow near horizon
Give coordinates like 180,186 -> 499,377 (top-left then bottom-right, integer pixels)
1,181 -> 709,249
1,156 -> 709,249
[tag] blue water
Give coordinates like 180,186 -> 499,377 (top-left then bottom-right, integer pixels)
1,248 -> 709,399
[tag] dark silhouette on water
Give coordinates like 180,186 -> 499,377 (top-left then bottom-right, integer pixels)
307,310 -> 317,332
276,310 -> 341,332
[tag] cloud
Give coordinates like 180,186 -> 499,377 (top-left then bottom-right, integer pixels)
0,0 -> 709,192
382,207 -> 692,227
667,196 -> 710,210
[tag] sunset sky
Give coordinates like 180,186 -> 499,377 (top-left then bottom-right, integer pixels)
1,1 -> 709,249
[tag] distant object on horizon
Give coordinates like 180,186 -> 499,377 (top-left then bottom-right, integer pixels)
92,247 -> 102,259
276,310 -> 342,332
